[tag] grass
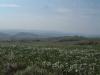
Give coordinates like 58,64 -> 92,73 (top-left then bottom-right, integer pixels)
0,41 -> 100,75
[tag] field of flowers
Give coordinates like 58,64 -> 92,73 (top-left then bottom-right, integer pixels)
0,42 -> 100,75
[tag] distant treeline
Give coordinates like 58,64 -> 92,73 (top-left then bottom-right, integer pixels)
0,35 -> 100,44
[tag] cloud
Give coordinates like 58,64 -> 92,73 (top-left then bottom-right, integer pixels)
0,4 -> 20,8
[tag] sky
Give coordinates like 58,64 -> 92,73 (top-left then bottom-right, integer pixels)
0,0 -> 100,34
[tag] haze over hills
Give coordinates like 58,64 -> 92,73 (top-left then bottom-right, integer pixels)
0,30 -> 99,41
0,30 -> 67,40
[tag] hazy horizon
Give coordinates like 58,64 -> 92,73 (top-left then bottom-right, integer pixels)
0,0 -> 100,35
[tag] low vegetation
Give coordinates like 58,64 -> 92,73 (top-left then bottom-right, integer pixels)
0,41 -> 100,75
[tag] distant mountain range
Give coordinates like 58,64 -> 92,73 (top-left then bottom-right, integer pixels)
0,30 -> 68,40
0,30 -> 99,41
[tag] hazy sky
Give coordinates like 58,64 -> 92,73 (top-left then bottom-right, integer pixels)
0,0 -> 100,34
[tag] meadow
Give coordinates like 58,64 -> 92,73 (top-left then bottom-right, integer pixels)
0,41 -> 100,75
